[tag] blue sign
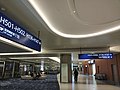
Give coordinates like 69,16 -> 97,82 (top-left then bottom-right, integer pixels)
78,53 -> 113,59
0,12 -> 41,51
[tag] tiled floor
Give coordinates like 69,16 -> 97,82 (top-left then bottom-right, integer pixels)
58,74 -> 120,90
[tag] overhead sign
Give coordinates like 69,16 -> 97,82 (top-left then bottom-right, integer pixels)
78,53 -> 113,59
0,12 -> 41,51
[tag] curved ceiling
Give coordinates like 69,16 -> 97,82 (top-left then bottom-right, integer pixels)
27,0 -> 120,38
1,0 -> 120,53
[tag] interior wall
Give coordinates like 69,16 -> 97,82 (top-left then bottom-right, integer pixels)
82,61 -> 94,75
82,53 -> 120,83
82,61 -> 89,75
95,53 -> 120,82
116,54 -> 120,83
89,64 -> 92,75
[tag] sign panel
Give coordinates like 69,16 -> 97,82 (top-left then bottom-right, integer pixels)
0,12 -> 41,51
78,53 -> 113,59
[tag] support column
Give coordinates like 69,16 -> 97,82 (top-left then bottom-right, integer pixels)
60,54 -> 72,83
12,61 -> 15,78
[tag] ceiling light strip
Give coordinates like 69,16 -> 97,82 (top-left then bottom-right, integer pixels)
0,36 -> 38,52
10,57 -> 60,63
28,0 -> 120,38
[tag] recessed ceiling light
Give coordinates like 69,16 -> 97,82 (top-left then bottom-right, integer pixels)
73,11 -> 76,13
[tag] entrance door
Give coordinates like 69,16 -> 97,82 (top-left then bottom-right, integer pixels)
111,64 -> 119,84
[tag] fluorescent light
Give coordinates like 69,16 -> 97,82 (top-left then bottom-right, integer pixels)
49,57 -> 60,63
10,57 -> 48,59
28,0 -> 120,38
10,57 -> 60,63
0,36 -> 39,52
0,52 -> 40,55
110,46 -> 120,52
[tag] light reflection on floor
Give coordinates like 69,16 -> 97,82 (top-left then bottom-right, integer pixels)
58,74 -> 120,90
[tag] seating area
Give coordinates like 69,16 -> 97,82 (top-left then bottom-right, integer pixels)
0,74 -> 60,90
21,73 -> 47,80
45,70 -> 60,74
95,73 -> 107,80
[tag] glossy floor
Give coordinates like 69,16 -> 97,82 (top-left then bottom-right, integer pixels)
58,74 -> 120,90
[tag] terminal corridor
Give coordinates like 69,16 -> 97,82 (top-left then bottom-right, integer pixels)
59,74 -> 120,90
0,0 -> 120,90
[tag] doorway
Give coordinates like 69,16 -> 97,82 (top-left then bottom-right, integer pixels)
111,64 -> 119,84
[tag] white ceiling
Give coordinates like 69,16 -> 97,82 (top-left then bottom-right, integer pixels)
0,0 -> 120,62
27,0 -> 120,37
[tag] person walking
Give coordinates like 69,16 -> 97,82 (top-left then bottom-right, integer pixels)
74,68 -> 78,82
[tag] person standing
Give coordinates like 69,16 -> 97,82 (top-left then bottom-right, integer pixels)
74,68 -> 78,82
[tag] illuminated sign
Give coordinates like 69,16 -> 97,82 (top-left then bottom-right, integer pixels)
78,53 -> 113,59
0,12 -> 41,51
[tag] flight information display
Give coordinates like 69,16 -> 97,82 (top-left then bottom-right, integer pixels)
0,12 -> 41,51
78,53 -> 113,59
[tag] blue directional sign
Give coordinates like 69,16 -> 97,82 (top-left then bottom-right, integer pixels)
0,12 -> 41,51
78,53 -> 113,59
